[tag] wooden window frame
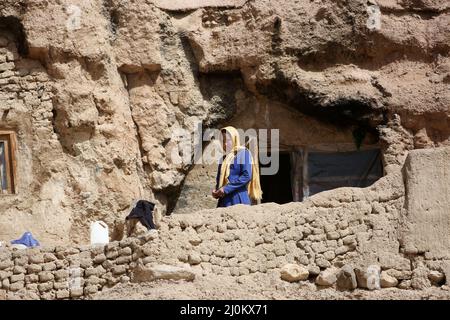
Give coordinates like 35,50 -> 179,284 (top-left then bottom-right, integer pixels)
0,130 -> 17,194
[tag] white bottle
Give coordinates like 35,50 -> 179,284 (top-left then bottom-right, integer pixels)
90,221 -> 109,246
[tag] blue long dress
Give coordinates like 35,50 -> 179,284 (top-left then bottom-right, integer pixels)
216,149 -> 252,207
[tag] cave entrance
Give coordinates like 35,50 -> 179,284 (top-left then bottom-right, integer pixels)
258,147 -> 383,204
173,99 -> 385,214
260,152 -> 293,204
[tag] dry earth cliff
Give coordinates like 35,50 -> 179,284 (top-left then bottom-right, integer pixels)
0,0 -> 449,300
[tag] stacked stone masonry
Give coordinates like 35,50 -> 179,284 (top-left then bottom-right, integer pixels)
1,147 -> 449,299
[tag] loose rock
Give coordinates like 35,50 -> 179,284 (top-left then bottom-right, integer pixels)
316,267 -> 338,287
280,264 -> 309,282
336,265 -> 357,290
380,271 -> 398,288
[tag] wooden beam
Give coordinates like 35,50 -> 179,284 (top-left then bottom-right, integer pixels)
0,131 -> 17,194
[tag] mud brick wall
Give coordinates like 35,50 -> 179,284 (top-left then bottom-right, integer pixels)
2,147 -> 450,299
0,170 -> 411,299
0,232 -> 157,300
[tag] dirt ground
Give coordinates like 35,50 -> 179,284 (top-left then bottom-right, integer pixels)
92,273 -> 450,300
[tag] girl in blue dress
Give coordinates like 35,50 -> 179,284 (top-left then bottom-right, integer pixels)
212,126 -> 262,207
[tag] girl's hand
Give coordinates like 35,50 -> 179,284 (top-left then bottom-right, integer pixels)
215,188 -> 225,198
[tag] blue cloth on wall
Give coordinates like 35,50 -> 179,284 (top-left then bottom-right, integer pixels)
215,149 -> 252,207
11,232 -> 40,248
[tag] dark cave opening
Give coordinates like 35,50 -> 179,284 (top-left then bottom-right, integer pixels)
171,67 -> 388,213
260,152 -> 293,204
0,16 -> 28,56
253,78 -> 387,202
255,71 -> 387,140
258,147 -> 383,205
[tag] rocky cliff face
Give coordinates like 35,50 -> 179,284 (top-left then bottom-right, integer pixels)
0,0 -> 449,245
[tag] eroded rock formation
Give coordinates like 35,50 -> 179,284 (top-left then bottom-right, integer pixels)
0,0 -> 449,260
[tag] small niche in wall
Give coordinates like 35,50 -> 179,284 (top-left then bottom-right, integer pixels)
0,131 -> 16,194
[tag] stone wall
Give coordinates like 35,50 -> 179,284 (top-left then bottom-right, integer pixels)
0,29 -> 75,243
0,15 -> 151,244
0,232 -> 157,300
2,147 -> 449,299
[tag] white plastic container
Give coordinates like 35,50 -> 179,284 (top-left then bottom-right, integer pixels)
90,221 -> 109,246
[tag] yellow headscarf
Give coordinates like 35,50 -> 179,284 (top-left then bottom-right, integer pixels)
218,126 -> 263,201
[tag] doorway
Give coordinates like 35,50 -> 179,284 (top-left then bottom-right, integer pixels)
259,152 -> 293,204
258,148 -> 383,204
